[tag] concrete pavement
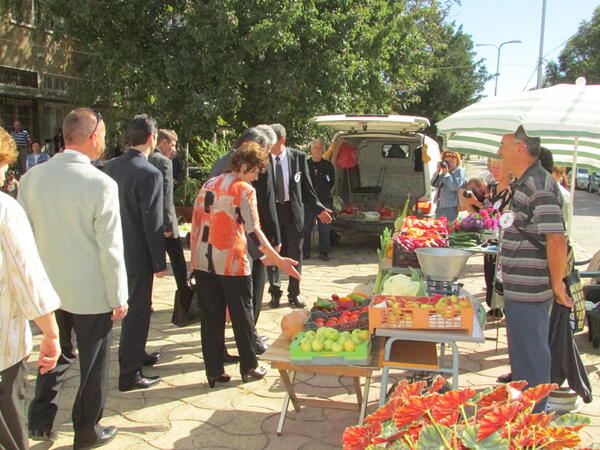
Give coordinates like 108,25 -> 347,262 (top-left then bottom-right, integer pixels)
26,232 -> 600,449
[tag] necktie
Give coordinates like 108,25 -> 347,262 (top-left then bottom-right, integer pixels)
275,156 -> 285,203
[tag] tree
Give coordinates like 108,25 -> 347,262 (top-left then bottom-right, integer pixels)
545,6 -> 600,85
405,23 -> 488,128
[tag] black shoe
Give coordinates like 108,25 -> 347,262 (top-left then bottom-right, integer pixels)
269,294 -> 281,308
303,251 -> 311,259
118,374 -> 161,392
486,309 -> 504,319
259,335 -> 269,344
208,373 -> 231,388
288,295 -> 306,308
319,252 -> 330,261
73,426 -> 117,449
242,366 -> 267,382
255,341 -> 269,355
496,373 -> 512,383
223,351 -> 240,364
29,429 -> 58,442
143,351 -> 161,366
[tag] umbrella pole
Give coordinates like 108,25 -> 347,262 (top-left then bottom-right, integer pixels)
568,138 -> 579,236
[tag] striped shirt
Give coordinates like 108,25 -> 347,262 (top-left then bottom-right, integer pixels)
10,129 -> 31,149
500,161 -> 565,302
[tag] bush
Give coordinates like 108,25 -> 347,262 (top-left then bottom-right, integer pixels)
173,176 -> 202,206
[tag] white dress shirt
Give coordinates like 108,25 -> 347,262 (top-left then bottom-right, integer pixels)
0,193 -> 60,371
271,149 -> 290,202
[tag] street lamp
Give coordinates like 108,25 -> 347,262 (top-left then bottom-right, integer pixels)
476,40 -> 522,96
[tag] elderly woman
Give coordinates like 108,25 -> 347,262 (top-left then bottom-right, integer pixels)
431,150 -> 466,222
190,142 -> 300,387
0,127 -> 61,450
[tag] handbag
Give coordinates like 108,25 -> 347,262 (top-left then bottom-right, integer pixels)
514,224 -> 585,332
171,277 -> 201,327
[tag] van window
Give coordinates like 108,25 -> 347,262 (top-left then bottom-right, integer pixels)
382,144 -> 410,158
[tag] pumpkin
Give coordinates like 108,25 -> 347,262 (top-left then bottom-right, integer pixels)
280,309 -> 308,340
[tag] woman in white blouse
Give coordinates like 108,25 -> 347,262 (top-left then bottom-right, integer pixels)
0,127 -> 61,450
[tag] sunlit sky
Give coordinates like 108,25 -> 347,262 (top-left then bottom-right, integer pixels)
449,0 -> 598,97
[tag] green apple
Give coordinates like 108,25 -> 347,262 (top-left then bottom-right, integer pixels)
359,330 -> 370,342
300,341 -> 311,352
323,339 -> 334,351
326,328 -> 340,341
352,335 -> 362,345
316,327 -> 329,338
352,329 -> 362,337
311,339 -> 324,352
331,342 -> 344,352
344,340 -> 356,352
305,330 -> 316,340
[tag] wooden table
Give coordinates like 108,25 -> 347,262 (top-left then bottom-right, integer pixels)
260,336 -> 383,436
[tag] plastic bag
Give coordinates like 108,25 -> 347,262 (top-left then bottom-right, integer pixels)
335,142 -> 358,168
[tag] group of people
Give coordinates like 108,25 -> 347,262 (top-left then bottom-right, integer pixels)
432,128 -> 575,413
1,110 -> 336,449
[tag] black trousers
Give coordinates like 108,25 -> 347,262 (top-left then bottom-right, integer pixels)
195,271 -> 257,378
29,311 -> 113,442
165,236 -> 188,290
483,253 -> 497,308
28,309 -> 77,432
251,258 -> 266,324
119,273 -> 154,386
268,202 -> 302,297
0,359 -> 28,450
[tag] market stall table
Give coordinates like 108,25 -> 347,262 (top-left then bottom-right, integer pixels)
261,335 -> 383,436
376,317 -> 485,406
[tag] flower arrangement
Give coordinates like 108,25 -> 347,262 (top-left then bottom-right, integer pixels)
449,208 -> 501,234
342,377 -> 590,449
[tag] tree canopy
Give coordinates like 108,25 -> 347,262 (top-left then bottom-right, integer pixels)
545,6 -> 600,85
16,0 -> 485,147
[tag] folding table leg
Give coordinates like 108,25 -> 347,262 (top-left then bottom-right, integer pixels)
353,377 -> 363,406
378,366 -> 390,407
358,376 -> 371,425
276,370 -> 297,436
450,342 -> 460,389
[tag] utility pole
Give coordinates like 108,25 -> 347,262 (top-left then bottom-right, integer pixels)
536,0 -> 547,88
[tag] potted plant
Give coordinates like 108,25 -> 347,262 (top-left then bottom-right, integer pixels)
343,377 -> 590,449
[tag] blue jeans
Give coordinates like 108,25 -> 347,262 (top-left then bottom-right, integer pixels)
302,208 -> 331,255
435,206 -> 458,222
504,298 -> 552,413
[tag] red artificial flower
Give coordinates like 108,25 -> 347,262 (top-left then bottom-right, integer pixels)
427,376 -> 446,394
342,422 -> 382,450
478,385 -> 509,407
364,396 -> 404,425
393,394 -> 439,429
537,427 -> 581,449
477,403 -> 521,441
390,380 -> 427,402
521,383 -> 558,406
431,388 -> 476,421
507,380 -> 528,392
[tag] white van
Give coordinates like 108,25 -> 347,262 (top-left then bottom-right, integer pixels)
311,114 -> 441,235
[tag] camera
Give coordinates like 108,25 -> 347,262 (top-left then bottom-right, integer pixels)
462,190 -> 473,198
440,161 -> 448,169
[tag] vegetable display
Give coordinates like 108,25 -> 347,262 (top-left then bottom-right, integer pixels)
392,216 -> 448,252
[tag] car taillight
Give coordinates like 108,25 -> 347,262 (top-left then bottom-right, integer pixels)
416,201 -> 432,215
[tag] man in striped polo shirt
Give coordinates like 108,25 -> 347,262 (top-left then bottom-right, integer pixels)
498,126 -> 573,413
10,120 -> 31,175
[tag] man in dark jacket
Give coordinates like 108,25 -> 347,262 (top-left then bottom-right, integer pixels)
302,139 -> 334,261
104,114 -> 166,392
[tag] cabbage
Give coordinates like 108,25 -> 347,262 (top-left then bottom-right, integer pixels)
381,274 -> 422,296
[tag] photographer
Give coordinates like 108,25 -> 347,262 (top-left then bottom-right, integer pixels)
458,177 -> 488,214
431,150 -> 466,222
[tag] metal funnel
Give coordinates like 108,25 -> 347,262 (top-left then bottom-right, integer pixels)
415,247 -> 471,282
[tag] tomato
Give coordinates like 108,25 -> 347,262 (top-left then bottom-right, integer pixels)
361,307 -> 369,313
338,318 -> 348,323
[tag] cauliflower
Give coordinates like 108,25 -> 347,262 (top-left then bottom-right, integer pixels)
381,274 -> 422,296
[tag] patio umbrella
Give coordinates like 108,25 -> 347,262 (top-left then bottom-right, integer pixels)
437,78 -> 600,220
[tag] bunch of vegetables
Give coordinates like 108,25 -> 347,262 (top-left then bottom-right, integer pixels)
449,208 -> 501,234
312,293 -> 368,313
380,268 -> 426,297
448,231 -> 482,248
393,216 -> 448,252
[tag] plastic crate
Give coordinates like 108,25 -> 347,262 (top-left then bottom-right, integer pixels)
392,244 -> 420,268
305,298 -> 371,332
368,295 -> 473,334
290,331 -> 371,365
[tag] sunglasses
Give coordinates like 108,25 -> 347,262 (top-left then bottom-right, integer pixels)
89,109 -> 102,138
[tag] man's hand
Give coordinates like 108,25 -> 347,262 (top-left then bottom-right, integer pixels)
277,257 -> 301,280
553,281 -> 575,308
111,304 -> 129,321
155,270 -> 167,278
274,244 -> 282,253
318,209 -> 333,224
38,336 -> 60,374
164,231 -> 173,238
261,254 -> 275,266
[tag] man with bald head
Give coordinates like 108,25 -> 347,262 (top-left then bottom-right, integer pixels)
19,108 -> 128,448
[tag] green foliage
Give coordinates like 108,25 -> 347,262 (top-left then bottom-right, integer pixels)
40,0 -> 485,145
190,138 -> 230,169
173,176 -> 202,207
545,6 -> 600,85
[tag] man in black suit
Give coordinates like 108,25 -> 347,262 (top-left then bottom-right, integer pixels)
209,126 -> 280,355
267,123 -> 332,308
148,129 -> 188,293
104,114 -> 167,392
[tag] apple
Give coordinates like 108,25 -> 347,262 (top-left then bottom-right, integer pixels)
301,341 -> 311,352
359,330 -> 370,341
323,339 -> 334,351
311,338 -> 324,352
344,340 -> 356,352
331,342 -> 344,352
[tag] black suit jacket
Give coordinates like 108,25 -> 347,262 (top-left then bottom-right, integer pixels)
148,148 -> 179,237
274,147 -> 326,232
104,149 -> 166,275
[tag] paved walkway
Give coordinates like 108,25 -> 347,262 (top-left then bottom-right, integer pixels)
27,233 -> 600,449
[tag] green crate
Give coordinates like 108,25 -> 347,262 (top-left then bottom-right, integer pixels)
289,331 -> 371,365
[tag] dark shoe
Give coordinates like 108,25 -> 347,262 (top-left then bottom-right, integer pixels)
303,251 -> 311,259
288,295 -> 306,308
269,294 -> 281,309
319,252 -> 330,261
223,351 -> 240,364
486,309 -> 504,319
242,366 -> 267,383
143,351 -> 161,366
73,426 -> 117,449
496,373 -> 512,383
118,374 -> 160,392
208,373 -> 231,388
255,341 -> 269,355
259,335 -> 269,343
29,429 -> 58,442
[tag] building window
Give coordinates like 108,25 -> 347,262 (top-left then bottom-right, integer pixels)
8,0 -> 36,26
42,74 -> 68,92
0,66 -> 39,89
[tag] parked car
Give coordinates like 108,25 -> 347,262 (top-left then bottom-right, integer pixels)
310,114 -> 440,236
588,171 -> 600,193
575,168 -> 590,190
